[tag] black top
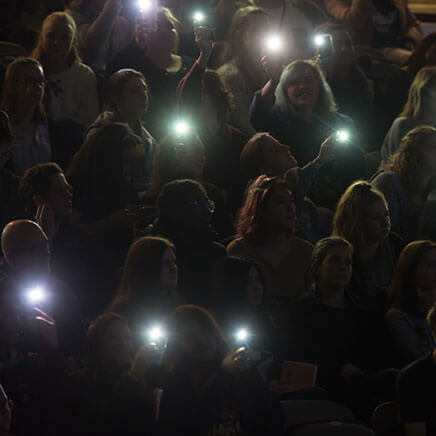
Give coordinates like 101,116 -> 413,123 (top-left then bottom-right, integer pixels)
107,42 -> 195,139
397,354 -> 436,434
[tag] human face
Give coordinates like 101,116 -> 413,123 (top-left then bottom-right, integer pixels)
160,247 -> 178,294
141,12 -> 177,54
245,266 -> 263,307
415,248 -> 436,292
117,76 -> 148,119
242,13 -> 270,56
176,141 -> 206,179
315,245 -> 353,289
99,320 -> 133,372
262,136 -> 297,176
424,41 -> 436,67
362,200 -> 390,243
41,18 -> 74,61
47,173 -> 73,217
286,67 -> 320,111
332,29 -> 355,67
178,320 -> 217,362
264,185 -> 296,234
16,64 -> 45,106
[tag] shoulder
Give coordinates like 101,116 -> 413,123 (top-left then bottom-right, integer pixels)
227,237 -> 252,255
372,171 -> 401,187
71,61 -> 97,78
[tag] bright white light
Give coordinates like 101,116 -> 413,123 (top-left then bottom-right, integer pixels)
193,11 -> 205,24
148,326 -> 164,342
337,130 -> 350,142
27,286 -> 45,303
264,35 -> 283,53
314,35 -> 325,47
137,0 -> 152,11
236,328 -> 249,342
174,120 -> 191,136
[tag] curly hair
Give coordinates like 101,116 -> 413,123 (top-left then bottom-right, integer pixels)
333,181 -> 388,251
382,125 -> 436,192
275,60 -> 337,118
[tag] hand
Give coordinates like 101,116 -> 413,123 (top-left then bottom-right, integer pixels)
194,26 -> 214,58
35,204 -> 56,240
340,363 -> 365,378
261,55 -> 283,84
314,133 -> 336,167
221,347 -> 251,375
28,308 -> 59,350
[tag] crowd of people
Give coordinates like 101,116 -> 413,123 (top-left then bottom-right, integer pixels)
0,0 -> 436,435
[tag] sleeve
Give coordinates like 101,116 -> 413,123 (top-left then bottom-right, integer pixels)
324,0 -> 371,32
248,90 -> 276,133
385,310 -> 428,364
381,119 -> 406,164
78,66 -> 101,127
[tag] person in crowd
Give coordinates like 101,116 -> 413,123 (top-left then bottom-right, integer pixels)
227,175 -> 313,302
240,132 -> 335,242
67,123 -> 145,308
0,57 -> 51,176
150,179 -> 226,306
381,66 -> 436,162
65,0 -> 132,73
291,236 -> 396,419
0,112 -> 21,233
86,68 -> 155,191
333,181 -> 404,310
250,58 -> 364,208
0,290 -> 68,436
66,313 -> 154,435
373,126 -> 436,242
324,0 -> 422,64
315,22 -> 374,149
177,27 -> 247,211
216,6 -> 269,136
159,304 -> 284,435
148,132 -> 234,239
32,12 -> 100,128
406,31 -> 436,79
385,240 -> 436,367
107,236 -> 182,348
397,302 -> 436,436
107,7 -> 194,139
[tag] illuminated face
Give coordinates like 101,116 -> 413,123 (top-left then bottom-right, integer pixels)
315,245 -> 353,289
362,200 -> 390,243
138,12 -> 177,53
41,18 -> 74,60
264,185 -> 296,233
117,76 -> 148,118
286,67 -> 320,111
262,135 -> 297,176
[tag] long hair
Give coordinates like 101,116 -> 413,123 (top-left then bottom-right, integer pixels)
0,111 -> 13,143
105,68 -> 149,112
32,12 -> 80,70
0,57 -> 45,121
275,60 -> 337,118
406,32 -> 436,78
150,133 -> 205,194
400,66 -> 436,121
240,132 -> 273,179
382,125 -> 436,192
164,305 -> 229,370
108,236 -> 175,311
388,240 -> 436,311
333,181 -> 388,251
235,175 -> 290,244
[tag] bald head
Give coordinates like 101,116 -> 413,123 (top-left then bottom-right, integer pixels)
1,220 -> 50,274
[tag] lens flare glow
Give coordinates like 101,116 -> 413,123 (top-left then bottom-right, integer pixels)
148,326 -> 165,342
236,328 -> 249,342
137,0 -> 152,11
193,11 -> 205,23
314,35 -> 325,47
173,120 -> 191,136
337,130 -> 350,142
264,34 -> 283,53
27,286 -> 45,303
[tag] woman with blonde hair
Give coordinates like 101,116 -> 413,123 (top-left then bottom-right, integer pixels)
373,125 -> 436,241
32,11 -> 100,127
0,57 -> 51,175
381,66 -> 436,162
386,240 -> 436,366
333,181 -> 403,308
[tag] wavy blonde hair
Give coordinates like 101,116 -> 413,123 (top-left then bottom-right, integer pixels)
333,181 -> 388,251
400,66 -> 436,121
382,125 -> 436,192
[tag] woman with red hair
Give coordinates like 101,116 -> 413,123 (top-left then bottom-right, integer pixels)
227,175 -> 313,301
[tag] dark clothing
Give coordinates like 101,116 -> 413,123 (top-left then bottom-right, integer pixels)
159,365 -> 284,436
107,42 -> 194,139
249,93 -> 365,208
397,354 -> 436,434
0,167 -> 21,232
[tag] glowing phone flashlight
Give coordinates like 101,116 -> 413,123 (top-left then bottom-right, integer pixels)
193,11 -> 205,24
264,34 -> 283,53
336,130 -> 350,143
26,285 -> 46,304
173,120 -> 191,137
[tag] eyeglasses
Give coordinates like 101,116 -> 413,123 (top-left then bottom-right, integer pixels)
19,78 -> 47,88
189,198 -> 215,213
